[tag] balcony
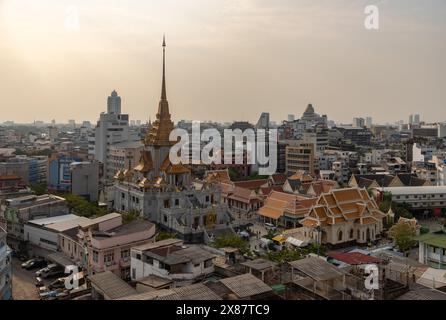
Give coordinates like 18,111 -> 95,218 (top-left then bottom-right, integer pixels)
119,257 -> 130,267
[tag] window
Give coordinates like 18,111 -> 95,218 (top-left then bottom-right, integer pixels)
136,253 -> 141,260
204,259 -> 213,268
338,230 -> 343,242
121,249 -> 130,259
132,268 -> 136,279
93,250 -> 99,263
122,193 -> 125,199
40,238 -> 58,246
349,229 -> 354,239
175,199 -> 179,206
104,251 -> 114,263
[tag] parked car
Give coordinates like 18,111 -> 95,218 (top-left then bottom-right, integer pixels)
35,277 -> 45,288
35,264 -> 65,278
264,223 -> 277,231
21,258 -> 47,270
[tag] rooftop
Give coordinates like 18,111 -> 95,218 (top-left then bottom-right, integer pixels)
92,219 -> 154,239
145,245 -> 215,265
132,238 -> 183,252
119,283 -> 221,300
219,273 -> 273,299
380,186 -> 446,195
6,194 -> 66,209
27,214 -> 84,227
241,258 -> 277,271
136,275 -> 173,289
396,284 -> 446,300
289,256 -> 346,281
89,271 -> 137,300
416,232 -> 446,249
327,251 -> 382,266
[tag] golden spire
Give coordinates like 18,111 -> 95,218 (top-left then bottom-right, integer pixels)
144,36 -> 175,147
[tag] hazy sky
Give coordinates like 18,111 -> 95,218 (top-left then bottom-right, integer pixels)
0,0 -> 445,124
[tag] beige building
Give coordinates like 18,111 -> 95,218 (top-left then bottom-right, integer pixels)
285,142 -> 315,176
107,141 -> 143,182
300,188 -> 388,246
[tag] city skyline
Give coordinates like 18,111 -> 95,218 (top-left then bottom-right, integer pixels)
1,0 -> 445,124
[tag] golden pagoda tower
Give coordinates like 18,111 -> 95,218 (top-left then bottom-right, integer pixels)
144,35 -> 175,147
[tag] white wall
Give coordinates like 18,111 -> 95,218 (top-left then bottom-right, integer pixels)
23,224 -> 59,252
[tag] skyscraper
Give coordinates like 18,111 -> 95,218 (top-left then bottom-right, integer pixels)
353,117 -> 365,128
91,91 -> 139,182
414,114 -> 420,125
107,90 -> 122,114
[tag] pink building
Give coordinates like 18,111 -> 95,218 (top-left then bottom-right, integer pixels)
59,213 -> 156,280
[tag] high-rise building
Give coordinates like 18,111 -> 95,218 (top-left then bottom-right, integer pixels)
285,141 -> 315,176
70,161 -> 100,202
409,114 -> 414,125
414,114 -> 420,125
107,90 -> 121,115
365,117 -> 372,128
287,114 -> 295,122
353,117 -> 365,128
255,112 -> 270,130
91,91 -> 139,182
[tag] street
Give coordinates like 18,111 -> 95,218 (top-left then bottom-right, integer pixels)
11,257 -> 43,300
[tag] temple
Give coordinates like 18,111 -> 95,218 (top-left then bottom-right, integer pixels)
111,38 -> 233,243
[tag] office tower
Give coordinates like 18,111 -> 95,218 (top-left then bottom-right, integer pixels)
107,90 -> 122,114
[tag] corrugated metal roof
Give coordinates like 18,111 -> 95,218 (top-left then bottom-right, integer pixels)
220,273 -> 272,299
289,256 -> 345,281
89,271 -> 136,300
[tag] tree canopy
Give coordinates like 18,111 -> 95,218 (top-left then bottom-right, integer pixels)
63,194 -> 106,218
212,234 -> 248,253
389,222 -> 417,254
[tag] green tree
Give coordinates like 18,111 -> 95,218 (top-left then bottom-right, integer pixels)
228,168 -> 240,181
63,194 -> 106,218
382,191 -> 393,202
265,248 -> 302,263
389,222 -> 416,255
121,210 -> 140,224
30,183 -> 47,196
247,173 -> 268,180
213,234 -> 248,253
156,231 -> 177,241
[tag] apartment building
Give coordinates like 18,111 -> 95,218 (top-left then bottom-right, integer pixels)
2,194 -> 69,250
130,238 -> 215,286
378,186 -> 446,214
285,142 -> 315,176
59,213 -> 155,280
